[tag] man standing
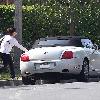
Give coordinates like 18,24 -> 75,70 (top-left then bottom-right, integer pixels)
0,27 -> 28,79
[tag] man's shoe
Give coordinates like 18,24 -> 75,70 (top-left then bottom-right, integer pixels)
11,77 -> 17,81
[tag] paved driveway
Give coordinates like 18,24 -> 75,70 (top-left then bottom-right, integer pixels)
0,81 -> 100,100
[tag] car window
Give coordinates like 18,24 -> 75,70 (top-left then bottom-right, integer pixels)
33,40 -> 69,48
38,40 -> 70,46
32,37 -> 84,48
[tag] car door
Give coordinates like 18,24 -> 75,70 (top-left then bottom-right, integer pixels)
90,49 -> 100,72
81,38 -> 100,72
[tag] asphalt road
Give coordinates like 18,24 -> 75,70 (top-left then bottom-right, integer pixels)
0,80 -> 100,100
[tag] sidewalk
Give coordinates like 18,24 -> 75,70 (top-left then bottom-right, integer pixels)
0,77 -> 23,87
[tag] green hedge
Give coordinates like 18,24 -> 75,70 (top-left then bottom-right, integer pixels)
22,2 -> 69,48
0,5 -> 15,33
0,0 -> 100,48
0,3 -> 69,48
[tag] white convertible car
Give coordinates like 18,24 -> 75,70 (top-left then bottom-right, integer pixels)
20,36 -> 100,85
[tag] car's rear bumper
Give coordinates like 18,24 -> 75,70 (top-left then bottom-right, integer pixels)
20,59 -> 82,76
28,72 -> 79,80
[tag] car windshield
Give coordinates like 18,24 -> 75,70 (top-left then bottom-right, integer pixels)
32,37 -> 86,48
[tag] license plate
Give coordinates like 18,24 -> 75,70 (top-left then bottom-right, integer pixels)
40,62 -> 50,68
40,64 -> 50,68
34,62 -> 55,69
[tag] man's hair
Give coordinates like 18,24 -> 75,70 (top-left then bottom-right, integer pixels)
6,27 -> 16,36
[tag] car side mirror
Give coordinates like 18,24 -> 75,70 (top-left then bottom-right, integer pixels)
93,44 -> 98,50
98,45 -> 100,50
85,43 -> 93,49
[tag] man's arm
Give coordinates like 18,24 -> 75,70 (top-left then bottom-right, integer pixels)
14,38 -> 28,52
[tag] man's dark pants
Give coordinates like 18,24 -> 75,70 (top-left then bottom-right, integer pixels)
0,52 -> 15,78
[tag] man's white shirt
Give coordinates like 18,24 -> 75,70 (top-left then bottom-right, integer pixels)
0,35 -> 27,54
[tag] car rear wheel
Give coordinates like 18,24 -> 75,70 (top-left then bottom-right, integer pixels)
22,76 -> 36,85
77,59 -> 89,82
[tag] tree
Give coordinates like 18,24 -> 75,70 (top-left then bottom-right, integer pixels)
14,0 -> 22,72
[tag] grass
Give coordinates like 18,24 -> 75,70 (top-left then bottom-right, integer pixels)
0,69 -> 21,80
0,71 -> 11,80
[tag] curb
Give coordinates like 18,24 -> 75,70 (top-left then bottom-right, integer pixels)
0,78 -> 100,87
0,79 -> 23,87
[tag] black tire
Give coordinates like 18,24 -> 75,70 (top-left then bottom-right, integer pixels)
77,59 -> 89,82
22,76 -> 31,85
47,79 -> 60,84
48,74 -> 60,84
22,76 -> 36,85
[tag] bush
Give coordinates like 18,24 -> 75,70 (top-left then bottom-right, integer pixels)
0,5 -> 15,33
22,1 -> 69,48
0,2 -> 69,48
0,0 -> 100,48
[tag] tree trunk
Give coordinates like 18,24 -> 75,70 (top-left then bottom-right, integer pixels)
69,21 -> 75,36
14,0 -> 22,74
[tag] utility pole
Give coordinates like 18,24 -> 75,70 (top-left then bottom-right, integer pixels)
14,0 -> 22,73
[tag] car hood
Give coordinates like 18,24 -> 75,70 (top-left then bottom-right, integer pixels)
26,46 -> 82,60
